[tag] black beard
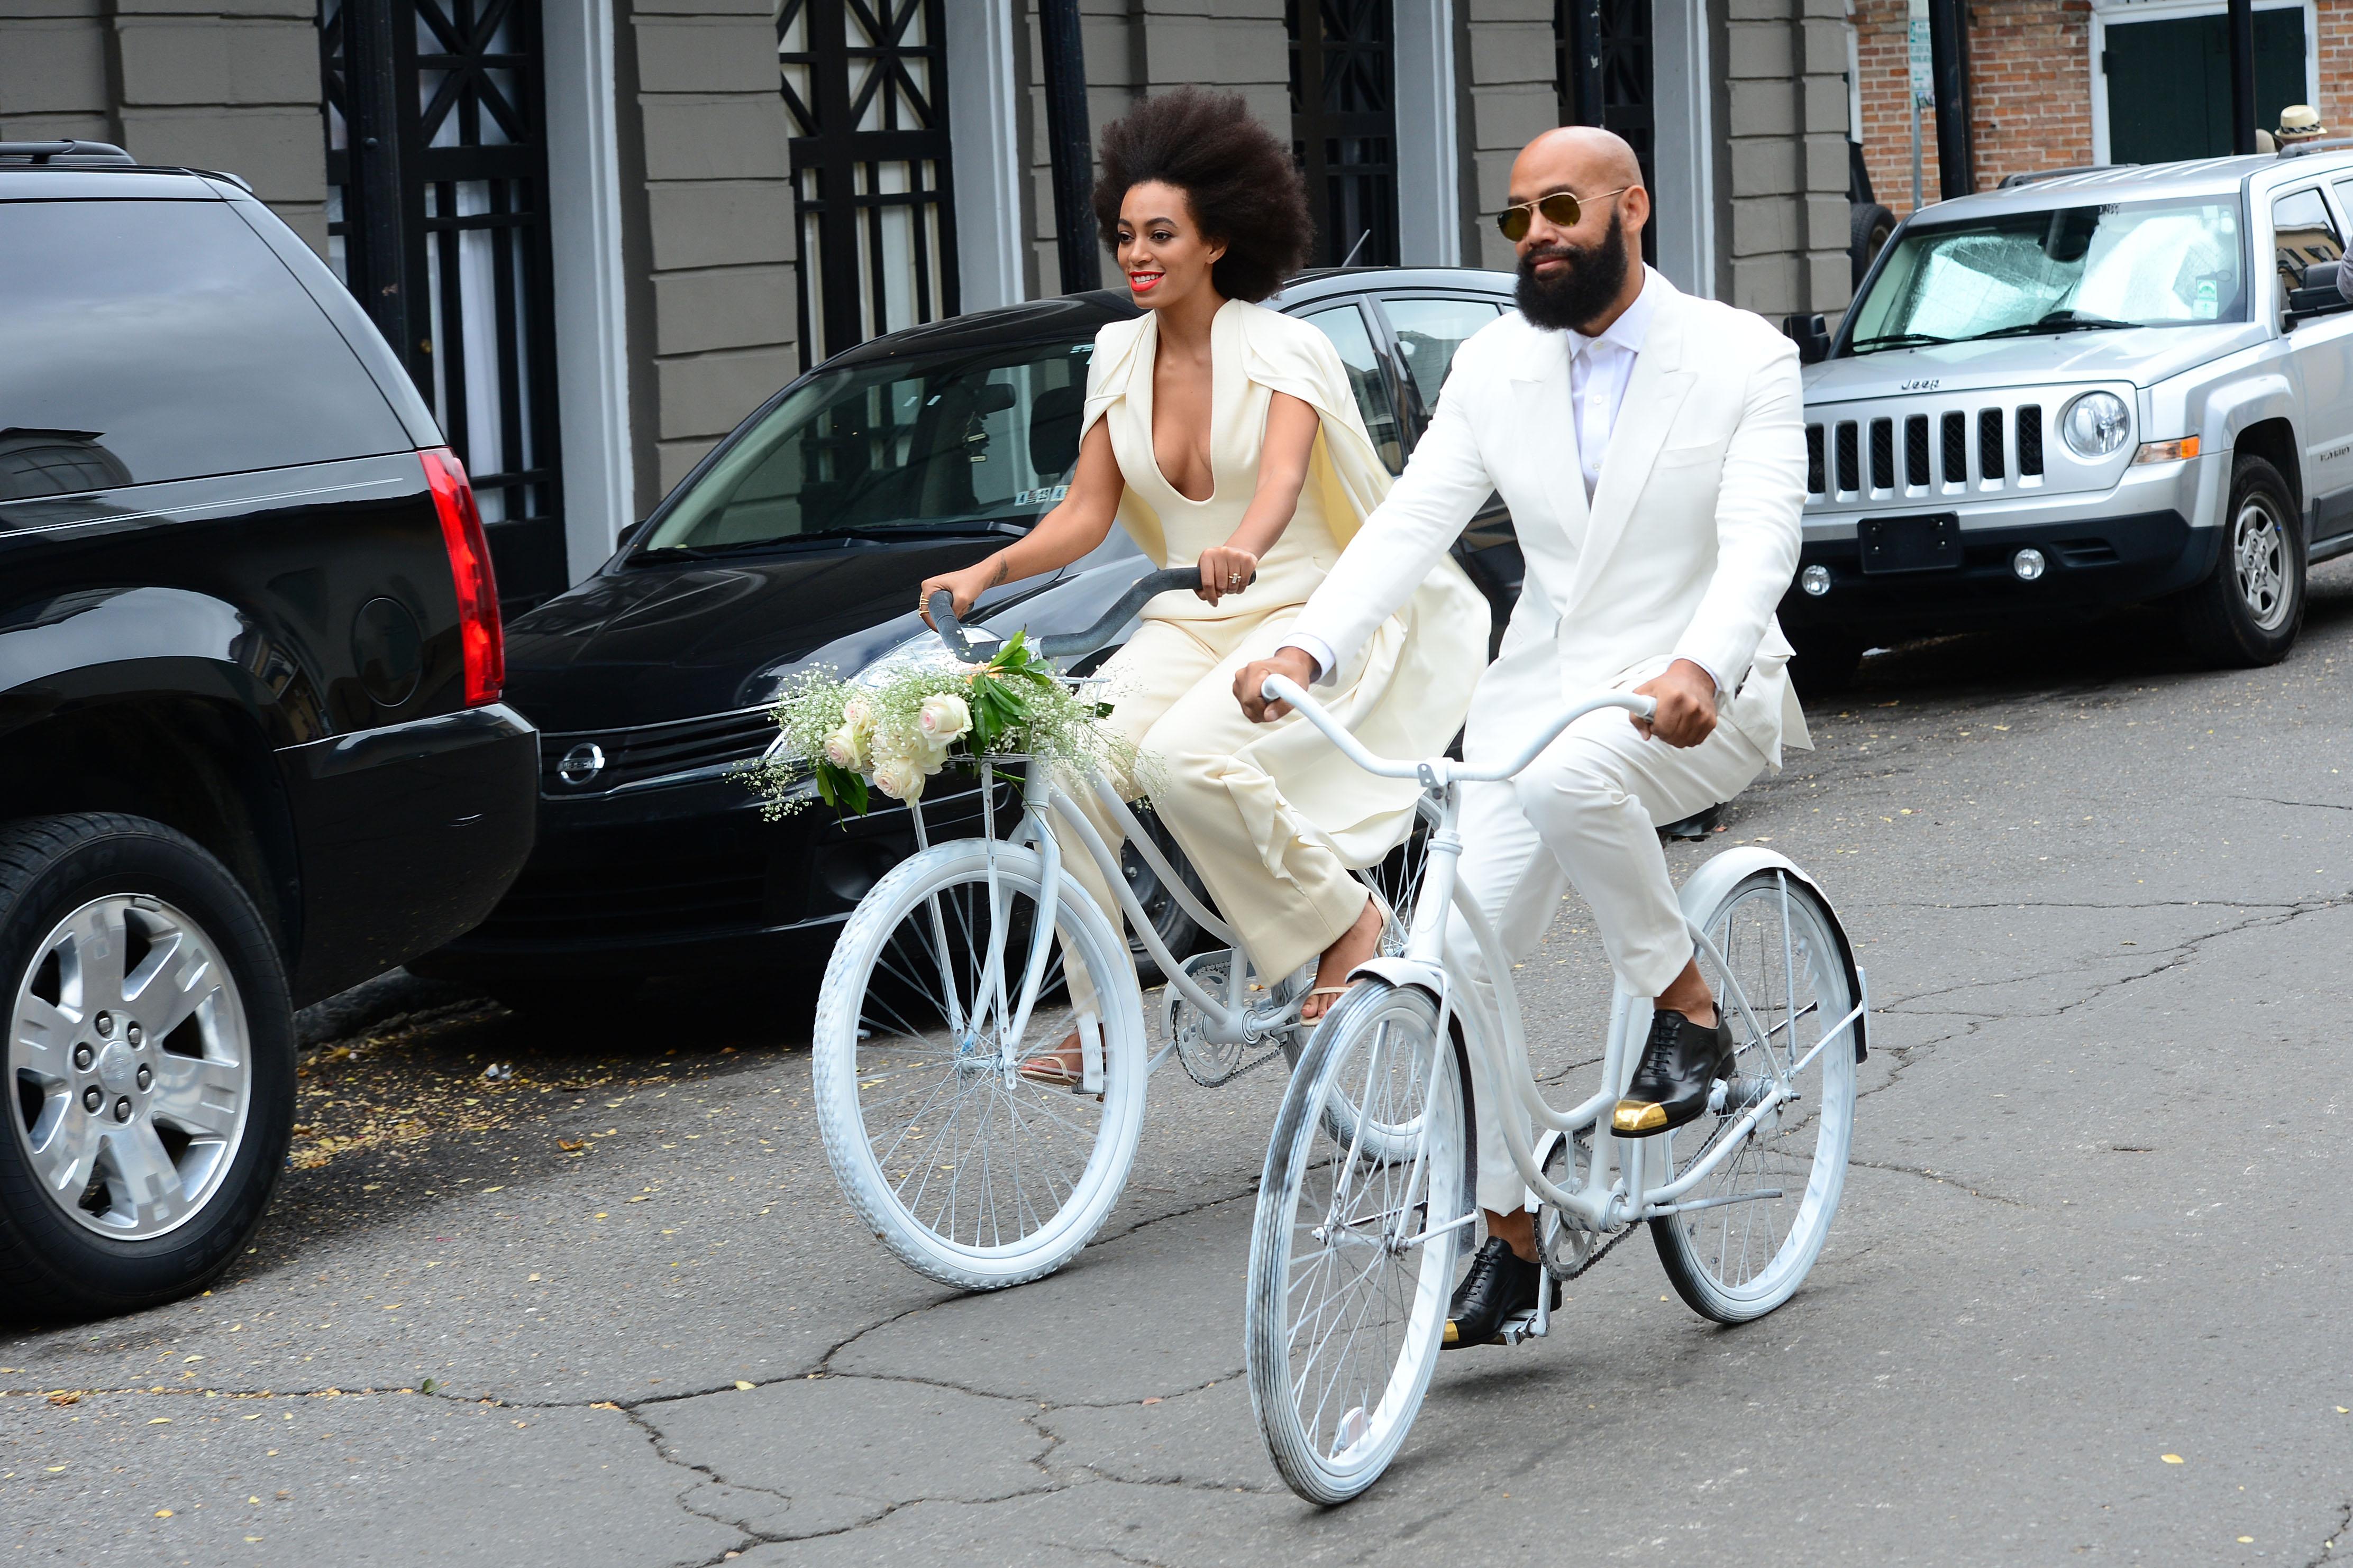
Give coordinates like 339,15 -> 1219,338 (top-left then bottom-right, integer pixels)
1514,208 -> 1631,333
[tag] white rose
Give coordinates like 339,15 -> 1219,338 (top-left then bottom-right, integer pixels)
841,696 -> 874,729
822,725 -> 863,771
866,720 -> 922,771
871,756 -> 928,802
917,692 -> 972,745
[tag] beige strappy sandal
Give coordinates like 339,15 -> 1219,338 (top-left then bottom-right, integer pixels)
1299,985 -> 1352,1023
1016,1043 -> 1086,1088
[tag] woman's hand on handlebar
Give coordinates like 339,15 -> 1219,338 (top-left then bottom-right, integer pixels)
917,560 -> 1005,629
1194,544 -> 1258,606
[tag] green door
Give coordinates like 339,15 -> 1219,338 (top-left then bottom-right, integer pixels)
2105,7 -> 2308,164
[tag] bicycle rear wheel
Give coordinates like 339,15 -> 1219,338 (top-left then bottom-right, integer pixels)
1650,867 -> 1857,1323
812,839 -> 1145,1291
1247,980 -> 1469,1504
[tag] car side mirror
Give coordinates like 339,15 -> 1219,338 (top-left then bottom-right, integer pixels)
1783,313 -> 1831,364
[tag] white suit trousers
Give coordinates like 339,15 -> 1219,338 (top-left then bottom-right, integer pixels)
1443,702 -> 1770,1214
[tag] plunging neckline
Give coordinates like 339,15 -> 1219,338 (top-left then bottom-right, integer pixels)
1140,304 -> 1231,507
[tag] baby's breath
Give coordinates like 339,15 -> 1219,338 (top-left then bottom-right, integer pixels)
747,635 -> 1130,820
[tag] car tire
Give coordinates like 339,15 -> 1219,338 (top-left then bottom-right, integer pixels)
2178,455 -> 2305,667
1850,203 -> 1897,288
1789,630 -> 1867,693
0,813 -> 294,1323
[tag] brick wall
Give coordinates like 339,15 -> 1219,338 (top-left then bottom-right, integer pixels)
621,0 -> 798,509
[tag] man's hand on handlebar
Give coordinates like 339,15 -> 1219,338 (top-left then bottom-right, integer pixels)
1194,545 -> 1258,606
917,560 -> 1005,629
1630,659 -> 1719,748
1234,645 -> 1319,723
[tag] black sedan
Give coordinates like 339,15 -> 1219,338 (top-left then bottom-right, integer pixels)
415,270 -> 1522,1004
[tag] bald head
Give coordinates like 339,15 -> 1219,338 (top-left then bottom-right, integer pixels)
1519,125 -> 1644,194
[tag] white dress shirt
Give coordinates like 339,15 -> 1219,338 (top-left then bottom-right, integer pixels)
1287,269 -> 1721,692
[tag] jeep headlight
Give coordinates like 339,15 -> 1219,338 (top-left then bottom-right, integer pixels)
2060,391 -> 2131,459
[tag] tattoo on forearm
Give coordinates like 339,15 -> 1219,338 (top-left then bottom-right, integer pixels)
988,558 -> 1009,588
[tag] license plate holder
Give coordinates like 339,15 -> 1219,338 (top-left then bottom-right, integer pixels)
1857,513 -> 1961,575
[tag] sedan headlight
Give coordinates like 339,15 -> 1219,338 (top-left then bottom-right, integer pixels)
851,625 -> 996,689
2060,391 -> 2132,459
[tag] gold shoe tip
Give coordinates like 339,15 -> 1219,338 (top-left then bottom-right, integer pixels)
1443,1321 -> 1460,1345
1611,1099 -> 1666,1133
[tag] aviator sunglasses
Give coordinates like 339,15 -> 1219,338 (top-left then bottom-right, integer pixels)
1494,187 -> 1630,242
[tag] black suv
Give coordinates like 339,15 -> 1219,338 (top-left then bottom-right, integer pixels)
0,144 -> 536,1319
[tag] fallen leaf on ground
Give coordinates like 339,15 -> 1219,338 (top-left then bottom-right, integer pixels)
734,1381 -> 754,1391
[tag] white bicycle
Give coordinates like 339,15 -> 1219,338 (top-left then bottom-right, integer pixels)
1243,673 -> 1869,1503
809,568 -> 1433,1290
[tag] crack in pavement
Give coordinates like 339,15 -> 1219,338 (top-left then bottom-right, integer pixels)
2303,1500 -> 2352,1568
1849,1158 -> 2028,1207
1872,898 -> 2339,1016
2241,795 -> 2353,814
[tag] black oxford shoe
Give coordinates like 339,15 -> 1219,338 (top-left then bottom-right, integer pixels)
1610,1007 -> 1735,1138
1444,1236 -> 1558,1349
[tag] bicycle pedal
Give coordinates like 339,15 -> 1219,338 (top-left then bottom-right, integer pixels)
1494,1308 -> 1547,1346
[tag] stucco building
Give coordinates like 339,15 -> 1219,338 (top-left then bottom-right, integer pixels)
2,0 -> 1856,609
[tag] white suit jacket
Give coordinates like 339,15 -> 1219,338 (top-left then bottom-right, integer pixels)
1289,271 -> 1812,763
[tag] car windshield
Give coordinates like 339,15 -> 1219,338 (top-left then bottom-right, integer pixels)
1843,197 -> 2246,353
637,336 -> 1097,554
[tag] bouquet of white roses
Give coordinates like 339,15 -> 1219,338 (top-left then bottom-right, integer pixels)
749,632 -> 1126,819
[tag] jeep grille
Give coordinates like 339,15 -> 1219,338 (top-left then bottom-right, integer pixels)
1803,386 -> 2130,512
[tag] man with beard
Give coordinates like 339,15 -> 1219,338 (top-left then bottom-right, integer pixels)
1234,125 -> 1811,1346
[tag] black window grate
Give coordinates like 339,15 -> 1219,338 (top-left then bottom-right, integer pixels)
1977,407 -> 2006,481
1835,420 -> 1860,493
1904,415 -> 1931,488
2016,405 -> 2044,476
1869,417 -> 1895,491
1804,423 -> 1825,494
1941,411 -> 1968,484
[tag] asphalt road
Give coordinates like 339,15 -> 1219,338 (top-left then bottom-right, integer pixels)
8,566 -> 2353,1567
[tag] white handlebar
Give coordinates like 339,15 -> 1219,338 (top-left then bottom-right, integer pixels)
1258,675 -> 1657,785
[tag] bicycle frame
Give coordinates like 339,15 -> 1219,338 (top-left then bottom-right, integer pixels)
1257,675 -> 1869,1240
928,753 -> 1306,1086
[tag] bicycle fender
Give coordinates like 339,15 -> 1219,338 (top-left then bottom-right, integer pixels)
1343,955 -> 1448,1003
1676,847 -> 1868,1062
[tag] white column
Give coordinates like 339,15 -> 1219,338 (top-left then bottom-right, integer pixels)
945,0 -> 1028,310
1649,0 -> 1718,299
1394,0 -> 1464,268
542,0 -> 636,582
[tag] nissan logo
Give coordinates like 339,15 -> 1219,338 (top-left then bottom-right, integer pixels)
557,742 -> 607,786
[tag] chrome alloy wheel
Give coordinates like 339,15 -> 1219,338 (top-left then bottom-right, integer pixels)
9,894 -> 253,1241
2233,493 -> 2291,632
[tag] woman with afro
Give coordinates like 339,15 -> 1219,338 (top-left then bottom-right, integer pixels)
923,88 -> 1486,1076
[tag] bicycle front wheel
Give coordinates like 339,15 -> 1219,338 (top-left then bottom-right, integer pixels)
1651,867 -> 1857,1323
811,839 -> 1145,1291
1246,980 -> 1469,1504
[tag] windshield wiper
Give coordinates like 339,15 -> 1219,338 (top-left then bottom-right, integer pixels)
631,518 -> 1029,563
1845,331 -> 1956,354
1964,311 -> 2140,342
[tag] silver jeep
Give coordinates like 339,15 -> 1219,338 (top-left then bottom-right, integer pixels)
1783,149 -> 2353,684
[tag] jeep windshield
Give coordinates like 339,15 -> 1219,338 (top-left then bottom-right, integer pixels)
1843,198 -> 2247,355
634,337 -> 1097,558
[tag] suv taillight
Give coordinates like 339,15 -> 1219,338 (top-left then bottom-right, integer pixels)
420,447 -> 504,707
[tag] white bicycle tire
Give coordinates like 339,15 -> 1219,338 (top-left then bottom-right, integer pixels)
1650,867 -> 1857,1323
1246,979 -> 1469,1503
812,839 -> 1146,1291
